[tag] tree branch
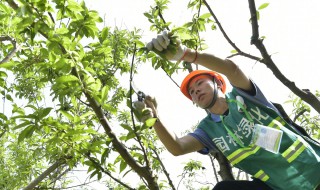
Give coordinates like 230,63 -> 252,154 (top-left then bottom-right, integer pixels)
247,0 -> 320,114
210,150 -> 234,181
82,88 -> 159,189
49,166 -> 71,187
293,109 -> 308,123
5,0 -> 18,9
23,160 -> 64,190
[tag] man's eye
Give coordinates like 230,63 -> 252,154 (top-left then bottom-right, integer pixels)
189,90 -> 194,95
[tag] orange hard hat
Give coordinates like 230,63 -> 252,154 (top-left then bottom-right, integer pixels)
180,70 -> 227,100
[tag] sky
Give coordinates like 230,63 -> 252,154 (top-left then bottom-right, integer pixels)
73,0 -> 320,189
2,0 -> 320,189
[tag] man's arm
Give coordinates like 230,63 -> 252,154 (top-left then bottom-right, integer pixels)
152,119 -> 205,156
146,30 -> 252,92
182,49 -> 253,92
144,96 -> 205,156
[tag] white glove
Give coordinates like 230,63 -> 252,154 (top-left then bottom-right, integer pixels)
146,30 -> 187,61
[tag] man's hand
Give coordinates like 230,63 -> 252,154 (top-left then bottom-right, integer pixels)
146,30 -> 187,61
144,96 -> 158,118
133,96 -> 158,123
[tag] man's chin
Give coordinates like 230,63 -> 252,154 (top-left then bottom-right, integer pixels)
198,102 -> 211,109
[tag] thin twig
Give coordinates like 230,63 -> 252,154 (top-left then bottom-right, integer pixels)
293,109 -> 307,122
86,156 -> 135,190
202,0 -> 261,61
0,36 -> 21,64
157,6 -> 170,31
129,43 -> 152,170
151,148 -> 176,190
208,154 -> 219,182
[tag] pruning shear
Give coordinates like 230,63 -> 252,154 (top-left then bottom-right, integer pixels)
131,81 -> 146,102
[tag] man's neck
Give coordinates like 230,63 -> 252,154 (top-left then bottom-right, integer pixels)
207,98 -> 228,115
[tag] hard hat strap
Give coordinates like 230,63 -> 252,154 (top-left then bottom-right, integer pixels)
204,79 -> 218,110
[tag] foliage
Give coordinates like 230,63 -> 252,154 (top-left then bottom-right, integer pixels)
0,0 -> 319,189
0,0 -> 167,189
286,91 -> 320,140
178,160 -> 211,190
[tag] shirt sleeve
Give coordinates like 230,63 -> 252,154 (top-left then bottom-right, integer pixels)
188,128 -> 217,155
233,79 -> 280,114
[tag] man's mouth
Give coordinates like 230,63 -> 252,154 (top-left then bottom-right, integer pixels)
198,93 -> 205,101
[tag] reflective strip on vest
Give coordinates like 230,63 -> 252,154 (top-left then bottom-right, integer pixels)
227,145 -> 260,166
281,139 -> 306,163
254,170 -> 270,182
267,117 -> 283,130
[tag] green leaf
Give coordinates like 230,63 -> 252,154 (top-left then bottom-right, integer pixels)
80,111 -> 94,120
43,125 -> 51,134
88,10 -> 102,22
56,27 -> 69,35
67,0 -> 83,12
101,149 -> 109,165
97,171 -> 102,180
55,75 -> 79,83
17,17 -> 34,31
120,124 -> 133,132
0,70 -> 7,77
5,94 -> 13,101
38,107 -> 53,119
143,12 -> 153,19
59,110 -> 74,121
18,125 -> 36,142
231,49 -> 238,54
13,121 -> 31,130
102,103 -> 117,115
125,131 -> 136,141
199,13 -> 211,19
25,104 -> 38,111
120,160 -> 127,173
0,113 -> 7,121
84,160 -> 93,167
0,62 -> 15,69
258,3 -> 269,10
0,3 -> 11,14
145,118 -> 157,127
100,85 -> 109,104
89,170 -> 98,179
47,41 -> 63,54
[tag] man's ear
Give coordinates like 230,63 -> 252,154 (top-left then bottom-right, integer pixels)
214,78 -> 223,90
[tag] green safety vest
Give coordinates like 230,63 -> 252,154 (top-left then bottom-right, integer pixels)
198,89 -> 320,190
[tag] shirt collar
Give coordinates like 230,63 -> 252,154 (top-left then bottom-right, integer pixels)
210,113 -> 221,122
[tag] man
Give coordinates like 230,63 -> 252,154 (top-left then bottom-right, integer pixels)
140,30 -> 320,190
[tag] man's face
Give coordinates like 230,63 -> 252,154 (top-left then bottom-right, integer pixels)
188,75 -> 215,108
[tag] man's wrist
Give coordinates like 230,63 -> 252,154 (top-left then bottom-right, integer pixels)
181,48 -> 198,63
152,116 -> 161,127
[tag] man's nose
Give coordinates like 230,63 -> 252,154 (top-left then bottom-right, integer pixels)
195,89 -> 200,94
